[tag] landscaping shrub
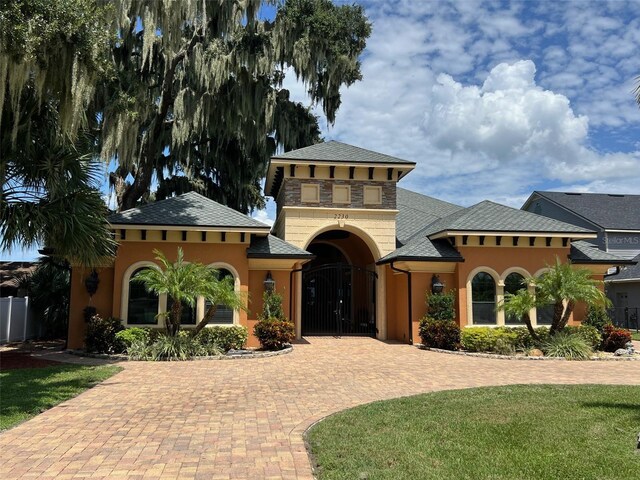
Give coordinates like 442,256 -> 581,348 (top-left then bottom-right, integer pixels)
494,337 -> 515,356
253,318 -> 295,350
425,290 -> 456,321
601,324 -> 632,352
148,332 -> 199,361
195,326 -> 248,353
543,332 -> 592,360
258,290 -> 287,321
460,327 -> 549,353
460,327 -> 498,352
115,327 -> 149,349
85,315 -> 125,353
419,318 -> 460,350
564,325 -> 602,350
581,305 -> 612,334
126,339 -> 152,360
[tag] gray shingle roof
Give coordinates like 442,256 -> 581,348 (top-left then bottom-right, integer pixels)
422,201 -> 595,236
606,254 -> 640,281
570,240 -> 637,264
396,188 -> 464,245
246,235 -> 314,259
271,141 -> 416,165
377,237 -> 463,264
528,191 -> 640,230
108,192 -> 270,229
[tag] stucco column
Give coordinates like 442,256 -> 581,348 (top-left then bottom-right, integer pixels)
376,265 -> 387,340
496,282 -> 505,326
295,265 -> 302,340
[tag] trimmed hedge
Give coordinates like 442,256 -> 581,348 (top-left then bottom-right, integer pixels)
460,325 -> 606,356
195,325 -> 248,352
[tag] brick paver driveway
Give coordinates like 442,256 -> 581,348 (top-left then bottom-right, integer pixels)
2,337 -> 639,479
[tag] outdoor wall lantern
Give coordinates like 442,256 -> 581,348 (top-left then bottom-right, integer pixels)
264,271 -> 275,293
84,269 -> 100,297
431,274 -> 444,294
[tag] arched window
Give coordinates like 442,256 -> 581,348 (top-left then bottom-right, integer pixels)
204,268 -> 235,324
536,274 -> 554,325
504,272 -> 526,325
472,272 -> 496,324
128,268 -> 159,325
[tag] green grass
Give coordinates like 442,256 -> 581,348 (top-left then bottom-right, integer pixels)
631,331 -> 640,341
0,364 -> 121,430
307,385 -> 640,480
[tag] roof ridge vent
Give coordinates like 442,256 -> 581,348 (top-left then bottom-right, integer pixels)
607,194 -> 624,197
565,192 -> 582,196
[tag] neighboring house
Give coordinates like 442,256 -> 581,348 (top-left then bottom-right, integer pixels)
0,261 -> 37,297
522,192 -> 640,327
67,142 -> 631,348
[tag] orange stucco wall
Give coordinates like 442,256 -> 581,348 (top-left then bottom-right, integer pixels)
384,246 -> 607,344
68,266 -> 115,348
68,240 -> 293,349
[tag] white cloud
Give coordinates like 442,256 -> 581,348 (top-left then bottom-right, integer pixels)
273,2 -> 640,208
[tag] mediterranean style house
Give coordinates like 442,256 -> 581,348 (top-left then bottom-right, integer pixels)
522,191 -> 640,327
67,142 -> 634,348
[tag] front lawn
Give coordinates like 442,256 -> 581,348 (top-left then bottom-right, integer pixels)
0,364 -> 121,430
631,331 -> 640,341
307,385 -> 640,480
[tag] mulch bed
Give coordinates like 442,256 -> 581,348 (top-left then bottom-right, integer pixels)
0,340 -> 65,371
0,351 -> 60,371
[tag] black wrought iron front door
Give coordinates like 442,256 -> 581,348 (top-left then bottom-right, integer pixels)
302,263 -> 377,336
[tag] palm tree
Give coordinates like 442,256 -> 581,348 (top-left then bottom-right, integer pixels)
133,248 -> 244,336
534,258 -> 610,334
500,289 -> 539,341
195,275 -> 247,334
1,99 -> 116,266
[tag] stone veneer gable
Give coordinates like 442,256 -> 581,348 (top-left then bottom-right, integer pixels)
278,178 -> 397,211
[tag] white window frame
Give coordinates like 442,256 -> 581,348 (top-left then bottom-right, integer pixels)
121,261 -> 165,328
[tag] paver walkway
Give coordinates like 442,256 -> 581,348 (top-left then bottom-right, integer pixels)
2,337 -> 639,479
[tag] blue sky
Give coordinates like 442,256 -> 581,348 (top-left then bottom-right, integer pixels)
5,0 -> 640,261
252,0 -> 640,226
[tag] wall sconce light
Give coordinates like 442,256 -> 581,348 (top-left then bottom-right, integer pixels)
264,271 -> 275,292
431,274 -> 444,294
84,269 -> 100,297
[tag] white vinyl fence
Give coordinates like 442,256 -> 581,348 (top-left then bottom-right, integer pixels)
0,297 -> 37,344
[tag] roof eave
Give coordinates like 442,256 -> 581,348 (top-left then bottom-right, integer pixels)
429,230 -> 596,240
246,253 -> 314,259
110,224 -> 270,232
376,256 -> 463,265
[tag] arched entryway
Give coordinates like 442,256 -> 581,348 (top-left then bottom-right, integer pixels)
302,230 -> 377,336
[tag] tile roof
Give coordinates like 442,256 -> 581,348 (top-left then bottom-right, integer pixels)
246,235 -> 313,259
377,237 -> 463,264
108,192 -> 270,229
527,191 -> 640,230
421,200 -> 595,236
271,141 -> 416,165
569,241 -> 636,264
606,254 -> 640,281
395,188 -> 464,245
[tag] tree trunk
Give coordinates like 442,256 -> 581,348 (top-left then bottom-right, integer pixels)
523,313 -> 539,341
169,299 -> 182,336
550,301 -> 565,335
194,304 -> 218,334
558,300 -> 575,332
